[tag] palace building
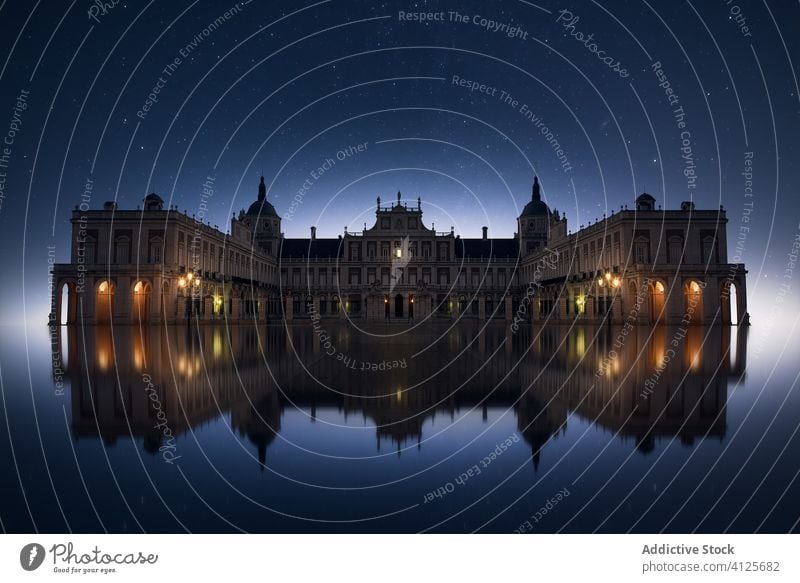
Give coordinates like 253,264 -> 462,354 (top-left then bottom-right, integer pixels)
50,176 -> 748,326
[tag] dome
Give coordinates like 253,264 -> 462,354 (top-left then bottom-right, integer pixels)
246,198 -> 279,217
143,192 -> 164,210
521,199 -> 551,216
635,192 -> 656,211
519,176 -> 551,216
246,176 -> 279,217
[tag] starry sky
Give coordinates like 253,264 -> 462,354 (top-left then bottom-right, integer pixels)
0,0 -> 798,324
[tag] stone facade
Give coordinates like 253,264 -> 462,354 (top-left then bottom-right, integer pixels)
50,178 -> 747,326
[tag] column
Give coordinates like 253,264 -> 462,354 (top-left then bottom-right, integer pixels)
735,274 -> 748,324
231,297 -> 242,322
505,295 -> 513,321
114,276 -> 131,323
559,295 -> 569,322
478,296 -> 486,320
585,295 -> 595,322
610,289 -> 622,324
203,296 -> 213,322
150,277 -> 163,324
664,278 -> 683,324
176,296 -> 189,322
285,294 -> 293,322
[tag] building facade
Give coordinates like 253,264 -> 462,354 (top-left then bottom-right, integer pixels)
50,177 -> 748,326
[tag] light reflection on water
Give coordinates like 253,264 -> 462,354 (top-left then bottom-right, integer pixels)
2,321 -> 799,533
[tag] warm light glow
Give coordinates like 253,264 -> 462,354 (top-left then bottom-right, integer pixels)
410,297 -> 414,304
690,281 -> 700,293
186,272 -> 193,281
384,297 -> 388,304
214,295 -> 223,306
178,277 -> 186,288
134,281 -> 143,293
395,248 -> 402,258
98,281 -> 108,293
597,278 -> 604,287
193,277 -> 200,287
655,281 -> 665,293
612,277 -> 621,288
605,272 -> 612,281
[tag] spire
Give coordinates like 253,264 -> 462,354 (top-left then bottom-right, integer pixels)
258,176 -> 266,202
532,176 -> 541,202
397,190 -> 401,204
377,196 -> 381,210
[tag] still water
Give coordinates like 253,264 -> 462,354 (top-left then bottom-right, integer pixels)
1,321 -> 798,533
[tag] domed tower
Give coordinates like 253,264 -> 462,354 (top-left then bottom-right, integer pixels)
242,176 -> 282,254
518,176 -> 552,255
143,192 -> 164,211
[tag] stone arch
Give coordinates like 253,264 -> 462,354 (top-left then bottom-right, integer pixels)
131,280 -> 152,323
683,279 -> 704,325
95,279 -> 114,323
56,279 -> 79,325
648,279 -> 667,324
720,279 -> 741,325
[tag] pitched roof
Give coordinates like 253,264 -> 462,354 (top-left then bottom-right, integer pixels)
456,239 -> 520,259
279,238 -> 342,259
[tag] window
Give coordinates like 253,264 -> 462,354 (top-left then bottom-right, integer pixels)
668,237 -> 683,264
84,236 -> 97,264
114,236 -> 130,264
635,237 -> 649,264
148,238 -> 163,264
701,236 -> 715,263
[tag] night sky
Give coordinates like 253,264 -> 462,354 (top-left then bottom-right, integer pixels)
0,0 -> 799,325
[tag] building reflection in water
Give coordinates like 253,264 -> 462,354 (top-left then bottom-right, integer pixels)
54,322 -> 748,469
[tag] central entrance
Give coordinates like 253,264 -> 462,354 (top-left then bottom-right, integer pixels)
394,294 -> 404,318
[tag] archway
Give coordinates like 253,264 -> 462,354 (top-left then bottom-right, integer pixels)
95,280 -> 114,323
394,294 -> 404,318
720,280 -> 738,325
58,281 -> 78,325
649,280 -> 666,324
683,280 -> 704,324
132,280 -> 151,323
